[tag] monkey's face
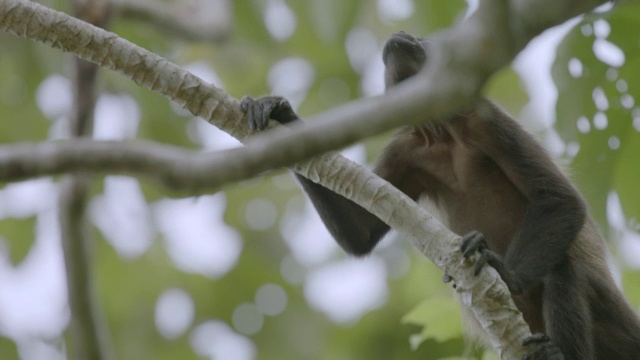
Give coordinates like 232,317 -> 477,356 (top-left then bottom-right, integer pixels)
382,31 -> 428,89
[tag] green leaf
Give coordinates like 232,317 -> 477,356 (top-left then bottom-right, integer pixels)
485,67 -> 529,115
0,217 -> 36,265
414,0 -> 467,33
553,2 -> 640,228
402,296 -> 463,346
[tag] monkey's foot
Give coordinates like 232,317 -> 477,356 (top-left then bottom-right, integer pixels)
460,231 -> 491,275
460,231 -> 523,294
240,95 -> 296,131
523,334 -> 564,360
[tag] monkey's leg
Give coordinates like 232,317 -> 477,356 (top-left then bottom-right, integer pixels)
461,232 -> 567,360
542,263 -> 594,360
522,334 -> 564,360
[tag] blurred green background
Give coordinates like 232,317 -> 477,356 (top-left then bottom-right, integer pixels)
0,1 -> 639,359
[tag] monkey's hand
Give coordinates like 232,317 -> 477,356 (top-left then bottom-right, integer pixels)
460,231 -> 524,295
522,334 -> 564,360
240,95 -> 300,131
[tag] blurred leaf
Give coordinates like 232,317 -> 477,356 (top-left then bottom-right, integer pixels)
402,296 -> 463,345
482,351 -> 501,360
622,269 -> 640,307
485,67 -> 529,115
414,0 -> 466,34
0,337 -> 18,359
553,2 -> 640,228
0,217 -> 36,265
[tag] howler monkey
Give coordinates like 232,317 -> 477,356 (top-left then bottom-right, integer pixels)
241,31 -> 640,360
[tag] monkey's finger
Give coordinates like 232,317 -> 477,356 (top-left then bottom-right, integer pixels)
473,255 -> 487,276
523,334 -> 562,360
250,102 -> 266,131
240,97 -> 260,130
240,96 -> 253,113
261,101 -> 276,130
522,333 -> 550,346
460,231 -> 486,258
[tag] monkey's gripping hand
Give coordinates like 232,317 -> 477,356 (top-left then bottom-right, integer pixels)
241,95 -> 300,131
522,334 -> 564,360
461,233 -> 564,360
460,231 -> 524,295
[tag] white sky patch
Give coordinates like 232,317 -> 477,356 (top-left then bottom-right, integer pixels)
577,116 -> 591,133
581,23 -> 593,36
340,144 -> 367,165
244,198 -> 277,231
360,49 -> 385,97
606,68 -> 618,81
513,18 -> 580,130
620,94 -> 635,109
464,0 -> 479,18
153,193 -> 242,279
377,0 -> 414,21
304,257 -> 387,323
268,57 -> 315,109
345,28 -> 379,74
0,209 -> 68,341
90,176 -> 155,259
592,19 -> 611,38
0,179 -> 57,219
190,320 -> 256,360
93,93 -> 140,140
593,39 -> 625,68
264,0 -> 296,41
17,339 -> 65,360
255,283 -> 288,316
279,199 -> 339,266
592,86 -> 609,111
568,58 -> 583,78
593,112 -> 608,130
381,246 -> 411,280
608,136 -> 620,150
565,141 -> 580,158
616,79 -> 628,93
608,192 -> 640,269
35,74 -> 71,120
280,254 -> 306,285
155,288 -> 194,340
188,118 -> 242,150
232,303 -> 263,335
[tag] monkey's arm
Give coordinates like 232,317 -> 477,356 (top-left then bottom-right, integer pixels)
465,100 -> 587,294
241,96 -> 412,255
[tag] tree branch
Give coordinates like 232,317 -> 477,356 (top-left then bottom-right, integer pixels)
59,1 -> 113,359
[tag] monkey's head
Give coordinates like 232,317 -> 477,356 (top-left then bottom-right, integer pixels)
382,31 -> 428,89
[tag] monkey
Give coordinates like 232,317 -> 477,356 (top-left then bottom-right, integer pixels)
241,31 -> 640,360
